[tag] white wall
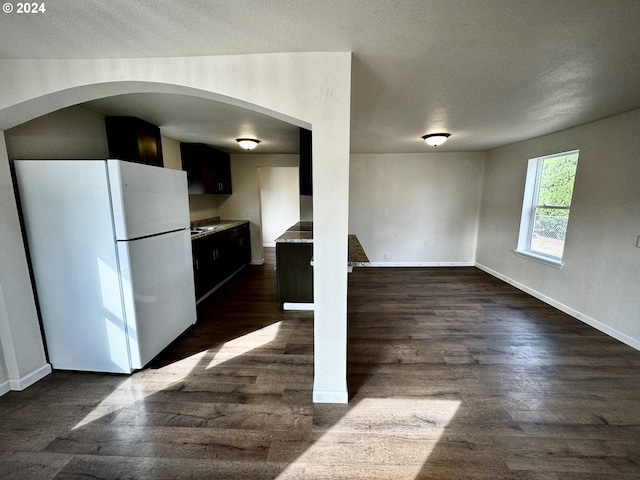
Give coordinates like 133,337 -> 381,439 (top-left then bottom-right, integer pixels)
188,195 -> 220,222
476,108 -> 640,348
0,133 -> 51,393
160,135 -> 182,171
349,152 -> 486,265
0,53 -> 352,402
5,106 -> 108,159
259,167 -> 300,247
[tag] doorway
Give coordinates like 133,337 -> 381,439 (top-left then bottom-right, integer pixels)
259,166 -> 300,247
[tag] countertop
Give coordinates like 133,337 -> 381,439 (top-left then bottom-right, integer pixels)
347,234 -> 370,266
190,218 -> 249,240
275,222 -> 370,266
274,230 -> 314,243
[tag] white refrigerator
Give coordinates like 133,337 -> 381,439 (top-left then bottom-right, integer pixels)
14,159 -> 197,373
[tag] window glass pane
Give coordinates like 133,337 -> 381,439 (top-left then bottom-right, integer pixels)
530,207 -> 569,258
537,153 -> 578,208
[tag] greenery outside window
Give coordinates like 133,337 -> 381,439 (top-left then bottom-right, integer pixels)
516,150 -> 579,267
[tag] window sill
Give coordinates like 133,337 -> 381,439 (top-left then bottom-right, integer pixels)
513,250 -> 563,269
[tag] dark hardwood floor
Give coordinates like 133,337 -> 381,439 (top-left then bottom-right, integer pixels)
1,249 -> 640,479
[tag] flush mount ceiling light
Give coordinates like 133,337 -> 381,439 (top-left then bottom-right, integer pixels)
422,133 -> 451,147
236,138 -> 261,150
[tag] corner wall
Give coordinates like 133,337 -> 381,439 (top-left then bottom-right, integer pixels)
476,108 -> 640,348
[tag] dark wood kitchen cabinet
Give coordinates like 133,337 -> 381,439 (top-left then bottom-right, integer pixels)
192,232 -> 223,299
224,223 -> 251,268
276,242 -> 314,303
192,222 -> 250,302
180,143 -> 232,194
105,116 -> 164,167
299,127 -> 312,196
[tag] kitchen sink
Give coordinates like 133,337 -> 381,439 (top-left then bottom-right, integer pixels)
190,225 -> 221,235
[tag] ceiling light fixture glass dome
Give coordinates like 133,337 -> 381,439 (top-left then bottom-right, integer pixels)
422,133 -> 451,146
236,138 -> 261,150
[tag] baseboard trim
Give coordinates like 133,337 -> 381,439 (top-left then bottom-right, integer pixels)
313,389 -> 349,404
283,302 -> 314,311
368,261 -> 475,267
475,262 -> 640,352
4,363 -> 52,395
0,380 -> 10,397
250,259 -> 265,265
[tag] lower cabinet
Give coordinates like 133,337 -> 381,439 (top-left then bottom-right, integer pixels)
192,223 -> 251,301
276,242 -> 314,303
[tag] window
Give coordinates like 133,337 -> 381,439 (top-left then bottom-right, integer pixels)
516,150 -> 579,267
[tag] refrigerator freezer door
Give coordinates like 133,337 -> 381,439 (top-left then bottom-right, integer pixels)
14,160 -> 132,373
108,159 -> 190,240
117,229 -> 197,369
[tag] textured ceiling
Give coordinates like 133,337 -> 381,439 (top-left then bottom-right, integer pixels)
2,0 -> 640,153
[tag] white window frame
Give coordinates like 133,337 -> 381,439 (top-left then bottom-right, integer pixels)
515,150 -> 579,268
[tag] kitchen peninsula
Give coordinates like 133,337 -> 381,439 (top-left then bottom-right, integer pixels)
275,222 -> 369,309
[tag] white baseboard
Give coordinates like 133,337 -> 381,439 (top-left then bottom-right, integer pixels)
283,302 -> 314,311
475,263 -> 640,352
368,261 -> 475,267
250,259 -> 265,265
1,363 -> 52,396
313,389 -> 349,404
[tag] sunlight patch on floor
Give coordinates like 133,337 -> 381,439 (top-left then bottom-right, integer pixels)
71,323 -> 281,430
277,398 -> 461,479
205,321 -> 282,369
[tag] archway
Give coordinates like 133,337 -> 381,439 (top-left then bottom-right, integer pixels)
0,52 -> 352,402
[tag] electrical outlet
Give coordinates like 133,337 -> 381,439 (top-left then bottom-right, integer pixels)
246,211 -> 252,218
384,251 -> 390,259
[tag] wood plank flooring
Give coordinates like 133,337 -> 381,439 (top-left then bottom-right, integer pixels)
1,249 -> 640,479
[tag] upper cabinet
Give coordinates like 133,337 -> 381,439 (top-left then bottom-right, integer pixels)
180,143 -> 232,195
105,116 -> 164,167
299,128 -> 312,196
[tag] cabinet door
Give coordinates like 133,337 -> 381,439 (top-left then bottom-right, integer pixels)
180,143 -> 232,194
276,242 -> 314,303
182,156 -> 205,195
193,236 -> 213,298
238,223 -> 251,265
224,223 -> 251,272
106,116 -> 164,167
206,234 -> 225,287
193,234 -> 225,299
201,154 -> 231,194
239,223 -> 251,265
215,155 -> 232,193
